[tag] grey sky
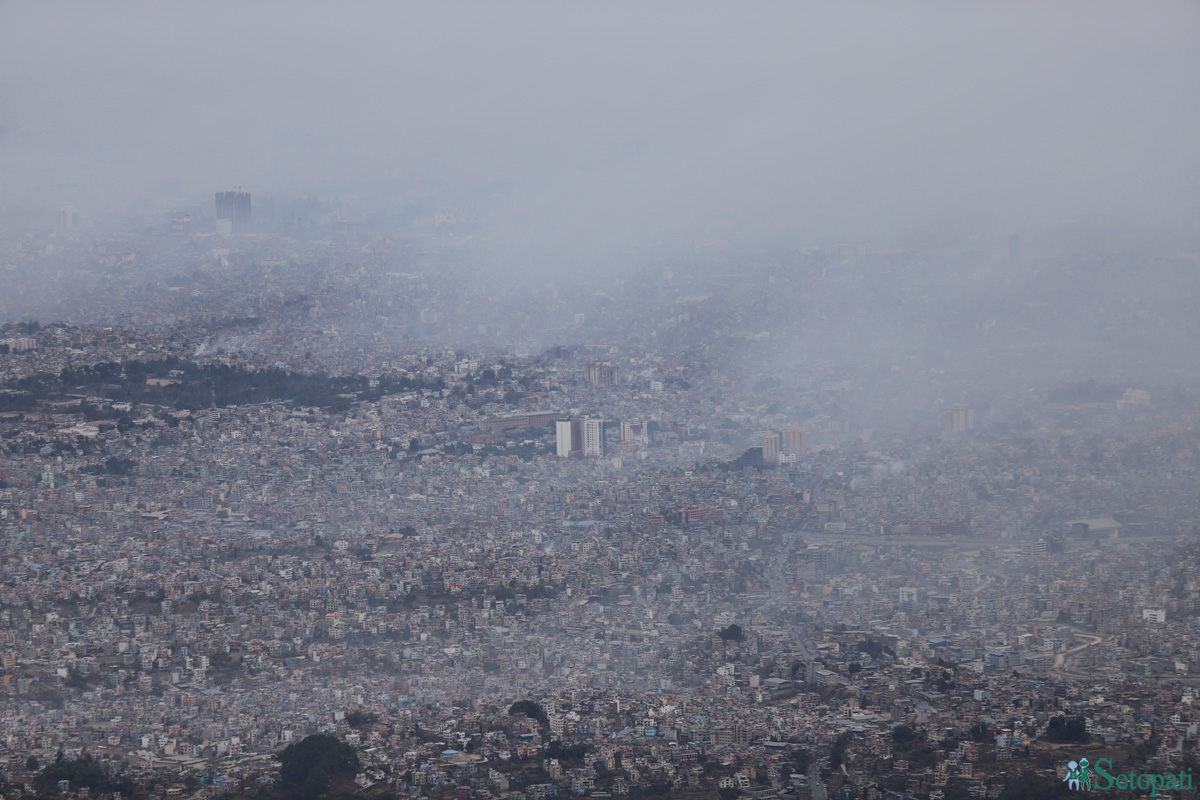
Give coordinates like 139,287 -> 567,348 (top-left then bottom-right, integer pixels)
2,1 -> 1197,245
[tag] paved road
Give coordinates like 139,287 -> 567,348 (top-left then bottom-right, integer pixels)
1053,632 -> 1103,670
762,530 -> 816,661
762,520 -> 823,800
808,764 -> 828,800
970,573 -> 994,594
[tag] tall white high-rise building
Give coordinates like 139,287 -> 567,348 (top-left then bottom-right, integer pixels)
215,190 -> 251,233
942,405 -> 974,436
620,420 -> 648,445
761,431 -> 781,464
582,419 -> 605,457
557,418 -> 604,457
556,420 -> 577,458
557,419 -> 607,457
784,425 -> 805,455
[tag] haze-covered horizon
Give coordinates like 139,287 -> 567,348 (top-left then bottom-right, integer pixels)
3,1 -> 1199,249
1,1 -> 1199,415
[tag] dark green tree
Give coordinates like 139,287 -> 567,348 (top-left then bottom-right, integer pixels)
37,754 -> 114,794
997,772 -> 1071,800
857,638 -> 886,659
829,731 -> 854,771
508,699 -> 549,726
718,624 -> 745,642
345,709 -> 378,727
1044,715 -> 1088,743
277,734 -> 359,799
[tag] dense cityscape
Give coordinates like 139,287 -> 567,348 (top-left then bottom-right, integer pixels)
0,205 -> 1198,800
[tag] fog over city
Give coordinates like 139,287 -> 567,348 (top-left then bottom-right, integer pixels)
1,4 -> 1199,800
4,3 -> 1198,243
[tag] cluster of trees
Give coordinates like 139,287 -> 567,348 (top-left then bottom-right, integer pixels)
828,731 -> 854,772
666,611 -> 694,627
996,774 -> 1073,800
1044,715 -> 1089,743
508,699 -> 549,727
717,623 -> 746,642
719,447 -> 773,472
492,582 -> 561,602
0,390 -> 38,412
6,358 -> 447,414
856,637 -> 895,659
345,709 -> 379,728
33,752 -> 132,796
21,735 -> 369,800
277,734 -> 360,800
1,321 -> 43,335
544,741 -> 590,764
81,456 -> 137,476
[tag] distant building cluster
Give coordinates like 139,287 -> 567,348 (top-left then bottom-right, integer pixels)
760,425 -> 804,465
57,206 -> 79,229
942,404 -> 975,437
215,190 -> 251,235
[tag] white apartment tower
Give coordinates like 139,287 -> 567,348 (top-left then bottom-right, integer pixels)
556,420 -> 579,458
762,431 -> 781,464
942,405 -> 975,436
582,419 -> 605,457
557,418 -> 604,457
784,425 -> 805,456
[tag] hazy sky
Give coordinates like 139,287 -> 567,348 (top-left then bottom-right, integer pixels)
2,1 -> 1198,245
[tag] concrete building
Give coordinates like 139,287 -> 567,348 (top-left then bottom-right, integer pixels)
556,420 -> 582,458
215,190 -> 251,234
582,419 -> 605,457
620,420 -> 647,445
784,425 -> 805,456
762,431 -> 781,465
58,206 -> 79,229
556,418 -> 603,457
170,212 -> 191,235
585,361 -> 622,387
942,405 -> 974,436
